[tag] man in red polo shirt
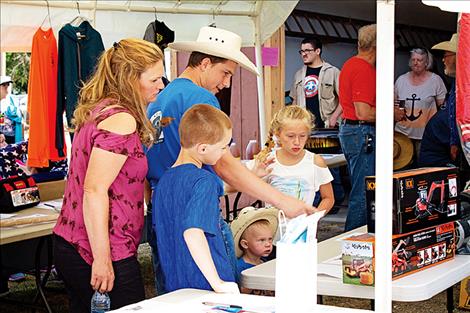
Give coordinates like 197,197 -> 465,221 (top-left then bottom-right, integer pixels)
338,24 -> 377,231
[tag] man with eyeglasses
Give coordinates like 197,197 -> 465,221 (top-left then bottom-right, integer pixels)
289,37 -> 341,128
419,33 -> 459,167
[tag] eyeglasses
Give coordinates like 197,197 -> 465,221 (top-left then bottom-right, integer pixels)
298,49 -> 316,55
443,53 -> 456,59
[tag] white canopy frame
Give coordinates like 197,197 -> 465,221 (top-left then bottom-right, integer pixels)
1,0 -> 299,142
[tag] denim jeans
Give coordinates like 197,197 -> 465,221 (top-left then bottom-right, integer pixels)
219,216 -> 239,283
53,235 -> 145,312
339,123 -> 376,231
147,203 -> 167,295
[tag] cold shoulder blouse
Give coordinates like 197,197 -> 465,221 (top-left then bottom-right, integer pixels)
53,100 -> 148,265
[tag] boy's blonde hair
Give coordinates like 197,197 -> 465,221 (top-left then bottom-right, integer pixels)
179,104 -> 232,148
73,38 -> 164,147
256,105 -> 313,162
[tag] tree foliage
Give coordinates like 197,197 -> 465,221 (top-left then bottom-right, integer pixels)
6,52 -> 30,94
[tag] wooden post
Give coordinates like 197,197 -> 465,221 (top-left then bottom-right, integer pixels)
263,24 -> 285,143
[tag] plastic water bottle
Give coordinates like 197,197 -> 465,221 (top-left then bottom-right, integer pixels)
91,290 -> 110,313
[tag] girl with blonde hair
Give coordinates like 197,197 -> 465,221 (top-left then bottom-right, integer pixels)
53,38 -> 165,312
253,105 -> 334,213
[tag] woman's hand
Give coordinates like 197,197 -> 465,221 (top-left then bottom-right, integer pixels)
91,258 -> 115,293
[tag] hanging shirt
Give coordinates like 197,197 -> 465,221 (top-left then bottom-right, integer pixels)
27,27 -> 65,167
56,21 -> 104,157
304,66 -> 324,128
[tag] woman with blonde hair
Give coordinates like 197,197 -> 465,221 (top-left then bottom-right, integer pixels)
53,38 -> 164,312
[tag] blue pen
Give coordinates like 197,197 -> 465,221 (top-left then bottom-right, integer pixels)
212,306 -> 242,313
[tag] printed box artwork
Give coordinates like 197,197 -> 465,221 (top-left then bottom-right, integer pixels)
342,222 -> 455,285
366,167 -> 460,234
342,234 -> 375,286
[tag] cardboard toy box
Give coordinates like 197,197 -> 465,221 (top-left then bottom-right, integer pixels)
366,167 -> 460,234
342,222 -> 455,286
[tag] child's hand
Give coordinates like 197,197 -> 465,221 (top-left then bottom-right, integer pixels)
251,155 -> 274,178
213,281 -> 240,294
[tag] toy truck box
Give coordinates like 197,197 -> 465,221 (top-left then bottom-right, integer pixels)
342,222 -> 455,286
366,167 -> 459,234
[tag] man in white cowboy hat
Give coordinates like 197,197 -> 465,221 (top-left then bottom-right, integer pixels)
419,33 -> 459,167
145,26 -> 316,293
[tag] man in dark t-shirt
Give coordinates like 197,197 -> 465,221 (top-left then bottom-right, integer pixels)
290,37 -> 341,128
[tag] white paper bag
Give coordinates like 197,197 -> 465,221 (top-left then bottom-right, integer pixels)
275,240 -> 317,313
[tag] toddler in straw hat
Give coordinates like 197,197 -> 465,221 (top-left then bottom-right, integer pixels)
231,207 -> 278,294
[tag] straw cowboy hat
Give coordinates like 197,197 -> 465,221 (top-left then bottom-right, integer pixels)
393,131 -> 413,170
432,33 -> 458,53
169,26 -> 259,75
231,207 -> 278,258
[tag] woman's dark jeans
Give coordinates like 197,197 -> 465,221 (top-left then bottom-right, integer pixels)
53,235 -> 145,313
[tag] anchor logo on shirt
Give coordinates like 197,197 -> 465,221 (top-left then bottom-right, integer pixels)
405,94 -> 422,121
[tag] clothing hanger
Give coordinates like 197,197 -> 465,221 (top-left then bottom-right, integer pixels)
39,0 -> 52,30
208,8 -> 216,28
69,1 -> 92,27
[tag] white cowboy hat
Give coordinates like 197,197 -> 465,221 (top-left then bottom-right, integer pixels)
169,26 -> 259,76
230,206 -> 278,258
0,76 -> 12,85
432,33 -> 458,53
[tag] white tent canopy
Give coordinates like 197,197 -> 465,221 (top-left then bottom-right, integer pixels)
1,0 -> 298,142
1,0 -> 297,51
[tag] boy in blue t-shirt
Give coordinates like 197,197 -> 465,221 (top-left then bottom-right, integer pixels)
153,104 -> 239,293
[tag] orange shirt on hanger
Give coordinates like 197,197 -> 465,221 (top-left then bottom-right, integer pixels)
27,27 -> 66,167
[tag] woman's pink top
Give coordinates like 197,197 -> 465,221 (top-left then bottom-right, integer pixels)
53,100 -> 148,265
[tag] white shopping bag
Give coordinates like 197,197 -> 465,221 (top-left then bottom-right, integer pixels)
275,210 -> 320,313
275,240 -> 317,313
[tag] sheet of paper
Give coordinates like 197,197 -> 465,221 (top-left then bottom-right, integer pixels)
36,199 -> 63,212
0,213 -> 17,219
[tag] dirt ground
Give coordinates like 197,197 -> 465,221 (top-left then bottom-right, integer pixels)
0,220 -> 468,312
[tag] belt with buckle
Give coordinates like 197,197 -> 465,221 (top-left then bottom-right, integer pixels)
343,119 -> 375,126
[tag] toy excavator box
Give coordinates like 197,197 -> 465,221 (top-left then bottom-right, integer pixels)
342,222 -> 455,284
366,167 -> 460,234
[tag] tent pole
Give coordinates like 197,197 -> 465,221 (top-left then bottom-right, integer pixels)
375,1 -> 395,313
254,14 -> 267,144
2,0 -> 253,16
